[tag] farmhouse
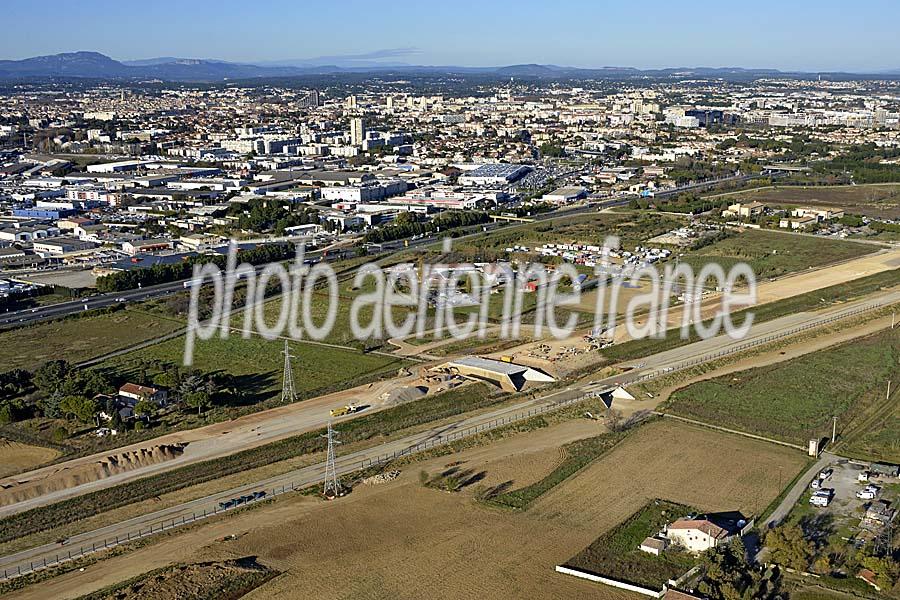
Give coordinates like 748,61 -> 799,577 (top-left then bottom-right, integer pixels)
779,215 -> 817,230
119,383 -> 168,407
665,511 -> 750,554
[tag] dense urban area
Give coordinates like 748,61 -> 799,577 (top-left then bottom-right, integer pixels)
0,56 -> 898,600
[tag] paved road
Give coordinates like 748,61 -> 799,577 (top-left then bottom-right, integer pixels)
0,173 -> 767,332
0,290 -> 896,578
2,286 -> 898,522
0,216 -> 526,330
764,452 -> 835,530
4,286 -> 896,521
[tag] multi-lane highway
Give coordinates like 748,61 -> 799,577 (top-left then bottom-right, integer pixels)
0,287 -> 896,580
0,171 -> 771,330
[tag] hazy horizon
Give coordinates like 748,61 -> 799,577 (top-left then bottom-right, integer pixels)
2,0 -> 898,73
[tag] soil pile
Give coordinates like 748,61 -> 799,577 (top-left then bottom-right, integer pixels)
0,443 -> 187,507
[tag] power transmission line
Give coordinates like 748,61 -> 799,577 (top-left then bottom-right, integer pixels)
281,340 -> 296,404
322,422 -> 342,498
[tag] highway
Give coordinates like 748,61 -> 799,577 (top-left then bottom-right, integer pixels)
0,287 -> 896,580
0,171 -> 770,330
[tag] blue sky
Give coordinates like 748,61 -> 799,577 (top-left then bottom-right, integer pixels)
1,0 -> 898,72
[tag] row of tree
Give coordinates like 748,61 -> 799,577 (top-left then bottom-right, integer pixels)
96,243 -> 296,293
363,210 -> 490,244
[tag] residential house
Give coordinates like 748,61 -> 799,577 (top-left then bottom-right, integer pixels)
723,202 -> 765,219
666,512 -> 751,553
118,383 -> 168,407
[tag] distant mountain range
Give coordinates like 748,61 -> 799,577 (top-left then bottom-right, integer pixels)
0,51 -> 895,82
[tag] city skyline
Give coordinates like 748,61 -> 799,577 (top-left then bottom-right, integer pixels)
1,0 -> 899,73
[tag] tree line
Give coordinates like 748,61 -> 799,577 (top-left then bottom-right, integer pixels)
363,210 -> 490,244
96,243 -> 296,293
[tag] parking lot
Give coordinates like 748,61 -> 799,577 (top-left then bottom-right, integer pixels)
803,459 -> 899,545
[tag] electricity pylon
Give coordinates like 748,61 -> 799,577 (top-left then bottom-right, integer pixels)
322,422 -> 342,497
281,340 -> 296,404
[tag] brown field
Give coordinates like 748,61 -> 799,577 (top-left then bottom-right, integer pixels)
10,419 -> 808,600
727,184 -> 900,219
0,440 -> 59,479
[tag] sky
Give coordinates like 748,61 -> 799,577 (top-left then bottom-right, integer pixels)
1,0 -> 898,72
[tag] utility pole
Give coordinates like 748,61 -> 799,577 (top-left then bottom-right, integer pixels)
281,340 -> 296,404
321,422 -> 342,497
832,416 -> 838,444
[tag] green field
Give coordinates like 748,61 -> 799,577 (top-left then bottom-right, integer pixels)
663,328 -> 900,454
0,308 -> 184,371
564,500 -> 697,590
99,333 -> 410,408
601,267 -> 900,363
679,229 -> 874,279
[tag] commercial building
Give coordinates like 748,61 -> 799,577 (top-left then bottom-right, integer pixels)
32,237 -> 98,256
457,164 -> 530,186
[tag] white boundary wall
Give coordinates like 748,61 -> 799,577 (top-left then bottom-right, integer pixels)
554,565 -> 665,598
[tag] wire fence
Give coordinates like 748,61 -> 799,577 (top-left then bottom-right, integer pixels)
1,297 -> 894,582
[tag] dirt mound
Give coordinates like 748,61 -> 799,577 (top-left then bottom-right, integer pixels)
76,558 -> 275,600
382,385 -> 429,405
0,443 -> 187,507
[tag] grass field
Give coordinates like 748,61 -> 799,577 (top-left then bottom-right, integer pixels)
601,267 -> 900,363
722,184 -> 900,219
564,500 -> 697,590
663,328 -> 900,453
99,333 -> 410,407
679,228 -> 874,279
0,309 -> 184,372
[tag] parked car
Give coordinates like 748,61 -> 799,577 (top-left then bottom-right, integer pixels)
857,489 -> 877,500
810,479 -> 822,490
818,468 -> 834,480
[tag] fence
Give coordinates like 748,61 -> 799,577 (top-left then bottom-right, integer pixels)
1,297 -> 894,582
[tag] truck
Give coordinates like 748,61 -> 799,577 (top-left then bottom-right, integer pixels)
330,404 -> 360,418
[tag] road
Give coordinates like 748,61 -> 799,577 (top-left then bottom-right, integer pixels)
763,452 -> 835,530
0,288 -> 896,579
0,171 -> 772,331
4,285 -> 896,520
